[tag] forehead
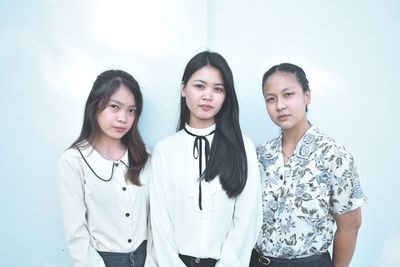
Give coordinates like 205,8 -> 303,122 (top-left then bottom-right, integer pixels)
189,66 -> 223,82
109,84 -> 136,105
264,72 -> 301,93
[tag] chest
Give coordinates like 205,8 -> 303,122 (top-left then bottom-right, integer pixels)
81,162 -> 147,209
261,152 -> 334,216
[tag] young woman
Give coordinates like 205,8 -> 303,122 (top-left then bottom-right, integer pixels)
250,63 -> 366,267
57,70 -> 150,267
148,51 -> 262,266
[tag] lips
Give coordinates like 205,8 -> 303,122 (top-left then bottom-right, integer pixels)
200,104 -> 212,111
114,126 -> 126,133
278,114 -> 290,121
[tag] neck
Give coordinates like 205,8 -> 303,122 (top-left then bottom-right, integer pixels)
188,120 -> 215,129
93,135 -> 125,161
188,115 -> 215,129
282,118 -> 310,147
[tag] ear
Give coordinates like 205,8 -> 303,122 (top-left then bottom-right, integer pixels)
305,88 -> 311,106
181,83 -> 186,97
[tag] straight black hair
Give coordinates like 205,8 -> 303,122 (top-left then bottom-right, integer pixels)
71,70 -> 149,185
262,63 -> 310,112
178,51 -> 247,198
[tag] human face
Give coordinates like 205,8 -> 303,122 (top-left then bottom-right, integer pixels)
181,65 -> 226,129
96,84 -> 136,143
263,71 -> 310,132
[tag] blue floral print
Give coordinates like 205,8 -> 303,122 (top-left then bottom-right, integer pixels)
255,125 -> 366,259
351,180 -> 364,199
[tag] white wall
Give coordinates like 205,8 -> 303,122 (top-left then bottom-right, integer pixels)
207,1 -> 400,266
1,0 -> 399,266
0,0 -> 208,266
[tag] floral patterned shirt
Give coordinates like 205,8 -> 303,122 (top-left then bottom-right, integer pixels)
255,125 -> 366,258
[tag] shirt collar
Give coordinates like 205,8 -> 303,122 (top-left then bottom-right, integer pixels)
274,123 -> 321,158
291,124 -> 321,158
78,140 -> 128,164
184,123 -> 216,136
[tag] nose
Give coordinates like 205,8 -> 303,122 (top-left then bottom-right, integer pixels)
202,87 -> 213,101
276,97 -> 286,111
117,111 -> 127,123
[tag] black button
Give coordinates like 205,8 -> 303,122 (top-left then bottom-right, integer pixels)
126,213 -> 130,217
122,187 -> 126,191
114,163 -> 119,167
128,239 -> 132,243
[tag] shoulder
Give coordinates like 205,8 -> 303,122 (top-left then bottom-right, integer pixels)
58,147 -> 81,165
152,130 -> 184,154
57,147 -> 86,181
257,134 -> 280,150
256,135 -> 280,157
57,143 -> 95,169
313,127 -> 354,160
145,144 -> 152,155
242,135 -> 255,149
241,135 -> 258,158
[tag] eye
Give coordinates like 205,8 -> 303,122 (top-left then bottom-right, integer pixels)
215,87 -> 224,92
195,84 -> 204,89
110,104 -> 119,109
266,97 -> 275,103
129,109 -> 136,114
285,92 -> 294,97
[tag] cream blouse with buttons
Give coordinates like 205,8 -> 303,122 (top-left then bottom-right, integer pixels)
57,142 -> 149,267
148,124 -> 262,267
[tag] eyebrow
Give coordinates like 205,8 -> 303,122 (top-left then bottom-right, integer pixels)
265,87 -> 292,96
193,79 -> 225,86
109,99 -> 136,108
193,79 -> 206,83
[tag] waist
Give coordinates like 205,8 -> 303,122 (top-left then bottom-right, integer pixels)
98,240 -> 147,257
179,254 -> 217,267
251,249 -> 331,265
91,228 -> 147,252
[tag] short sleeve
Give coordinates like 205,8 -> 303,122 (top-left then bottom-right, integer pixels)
328,144 -> 366,215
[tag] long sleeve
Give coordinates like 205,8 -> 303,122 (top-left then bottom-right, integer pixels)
216,138 -> 263,266
57,152 -> 106,267
148,143 -> 186,267
144,213 -> 158,267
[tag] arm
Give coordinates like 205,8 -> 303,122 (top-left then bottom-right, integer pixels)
148,144 -> 186,267
57,152 -> 106,267
328,143 -> 366,267
332,208 -> 362,267
216,139 -> 263,267
144,212 -> 158,267
142,160 -> 157,267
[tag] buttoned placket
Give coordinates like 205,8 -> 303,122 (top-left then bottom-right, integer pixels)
269,143 -> 295,252
114,160 -> 135,247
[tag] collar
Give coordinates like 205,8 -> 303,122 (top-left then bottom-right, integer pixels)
277,123 -> 321,159
274,123 -> 320,155
184,123 -> 216,136
78,140 -> 128,164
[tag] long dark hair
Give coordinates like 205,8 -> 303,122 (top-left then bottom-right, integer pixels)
71,69 -> 149,185
178,51 -> 247,198
262,63 -> 310,111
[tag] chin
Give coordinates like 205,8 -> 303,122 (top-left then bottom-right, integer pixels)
110,133 -> 125,140
274,121 -> 291,130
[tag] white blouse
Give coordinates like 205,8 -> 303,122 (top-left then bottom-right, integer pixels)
148,124 -> 262,267
57,143 -> 150,267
